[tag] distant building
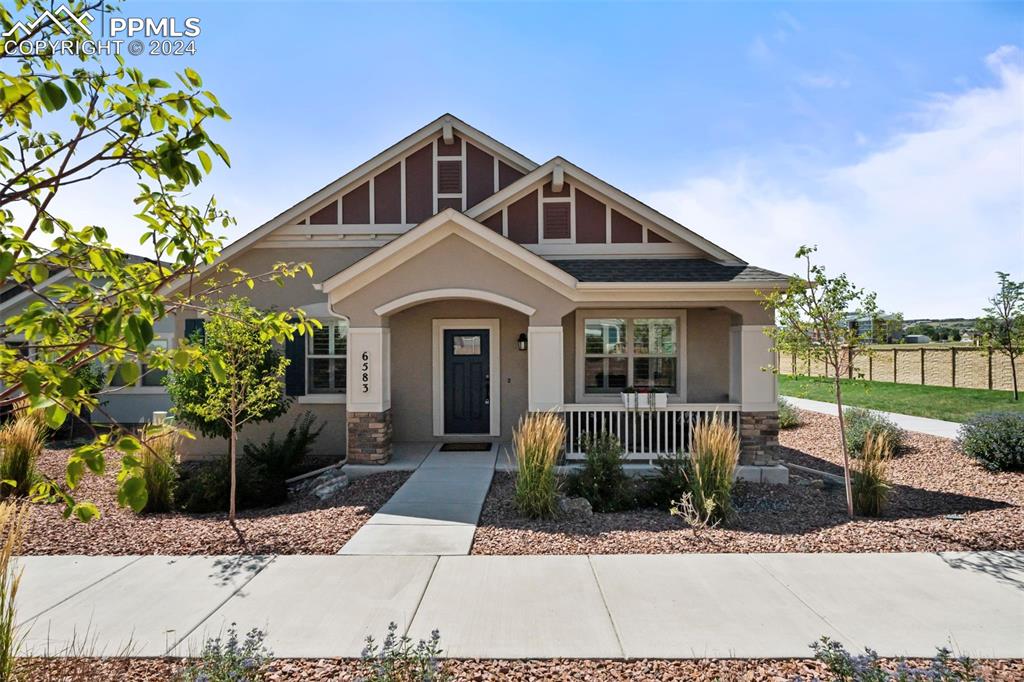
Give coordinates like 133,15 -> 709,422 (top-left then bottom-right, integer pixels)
844,312 -> 903,344
904,334 -> 932,344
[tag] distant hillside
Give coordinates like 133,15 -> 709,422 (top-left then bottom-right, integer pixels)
904,318 -> 978,330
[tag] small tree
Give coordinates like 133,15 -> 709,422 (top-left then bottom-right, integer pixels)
977,272 -> 1023,401
166,298 -> 291,521
760,246 -> 877,517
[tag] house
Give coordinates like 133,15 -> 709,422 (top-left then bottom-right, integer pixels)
4,115 -> 789,473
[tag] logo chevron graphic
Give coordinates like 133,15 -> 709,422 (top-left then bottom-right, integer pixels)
3,4 -> 94,38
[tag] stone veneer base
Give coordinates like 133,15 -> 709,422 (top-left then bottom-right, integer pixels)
347,409 -> 393,464
739,410 -> 779,466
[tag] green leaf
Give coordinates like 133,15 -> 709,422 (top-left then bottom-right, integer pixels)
117,476 -> 148,513
71,502 -> 100,523
184,67 -> 203,87
0,252 -> 13,279
30,262 -> 48,284
37,80 -> 68,111
63,78 -> 82,104
66,458 -> 85,489
115,436 -> 141,454
44,404 -> 67,430
119,361 -> 140,386
172,349 -> 191,369
208,353 -> 227,383
59,376 -> 80,398
197,149 -> 212,173
20,371 -> 41,396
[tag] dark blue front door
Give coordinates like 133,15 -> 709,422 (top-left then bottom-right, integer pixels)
444,329 -> 490,434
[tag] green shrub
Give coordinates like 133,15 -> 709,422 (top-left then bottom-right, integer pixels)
852,432 -> 892,517
0,411 -> 44,499
360,621 -> 451,682
809,635 -> 981,681
777,397 -> 801,429
241,412 -> 324,505
176,414 -> 325,513
648,451 -> 688,510
567,432 -> 632,512
513,411 -> 564,519
672,417 -> 738,525
844,407 -> 905,458
141,431 -> 179,514
956,412 -> 1024,472
180,622 -> 271,682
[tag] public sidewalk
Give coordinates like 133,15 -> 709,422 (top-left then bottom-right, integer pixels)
782,396 -> 962,439
14,551 -> 1023,659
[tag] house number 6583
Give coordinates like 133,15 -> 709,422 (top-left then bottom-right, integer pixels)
361,351 -> 370,393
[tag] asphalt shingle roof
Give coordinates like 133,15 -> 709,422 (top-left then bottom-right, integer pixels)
548,258 -> 789,283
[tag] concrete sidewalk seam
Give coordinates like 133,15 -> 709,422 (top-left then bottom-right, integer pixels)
749,554 -> 853,645
586,554 -> 626,659
164,555 -> 277,655
19,555 -> 144,625
400,555 -> 440,641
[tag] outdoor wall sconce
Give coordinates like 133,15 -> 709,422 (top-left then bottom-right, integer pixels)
517,333 -> 528,351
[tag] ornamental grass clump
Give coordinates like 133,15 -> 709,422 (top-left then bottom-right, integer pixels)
0,501 -> 30,681
513,411 -> 564,519
672,416 -> 739,526
852,431 -> 892,517
0,410 -> 45,499
141,430 -> 179,514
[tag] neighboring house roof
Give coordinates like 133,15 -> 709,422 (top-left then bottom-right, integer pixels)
549,258 -> 789,284
465,157 -> 743,264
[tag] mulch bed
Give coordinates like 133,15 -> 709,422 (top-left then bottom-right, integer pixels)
20,449 -> 408,555
17,656 -> 1024,681
471,410 -> 1024,555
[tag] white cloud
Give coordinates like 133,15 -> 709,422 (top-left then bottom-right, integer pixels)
797,72 -> 850,89
647,46 -> 1024,318
747,36 -> 773,64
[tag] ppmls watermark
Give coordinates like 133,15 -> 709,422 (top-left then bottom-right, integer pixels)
3,4 -> 201,56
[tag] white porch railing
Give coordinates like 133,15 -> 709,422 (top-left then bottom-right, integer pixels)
558,403 -> 740,460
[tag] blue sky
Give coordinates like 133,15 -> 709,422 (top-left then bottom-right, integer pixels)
56,1 -> 1024,318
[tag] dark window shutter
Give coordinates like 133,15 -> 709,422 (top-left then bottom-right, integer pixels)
184,318 -> 205,344
285,331 -> 306,396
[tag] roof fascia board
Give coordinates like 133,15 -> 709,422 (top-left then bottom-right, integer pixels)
0,269 -> 73,316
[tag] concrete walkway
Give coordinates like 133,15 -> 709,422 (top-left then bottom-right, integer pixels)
14,551 -> 1023,659
338,444 -> 497,556
783,396 -> 963,439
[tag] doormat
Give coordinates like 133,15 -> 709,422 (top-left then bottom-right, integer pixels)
439,442 -> 492,452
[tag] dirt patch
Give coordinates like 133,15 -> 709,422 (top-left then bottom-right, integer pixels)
472,410 -> 1024,555
20,449 -> 408,555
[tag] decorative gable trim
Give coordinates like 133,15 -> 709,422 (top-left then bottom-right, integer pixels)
466,157 -> 744,264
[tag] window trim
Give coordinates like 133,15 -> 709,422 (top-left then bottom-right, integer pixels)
575,310 -> 687,402
306,318 -> 348,395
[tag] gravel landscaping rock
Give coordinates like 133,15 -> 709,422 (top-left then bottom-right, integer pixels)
21,449 -> 408,555
472,410 -> 1024,555
16,656 -> 1024,681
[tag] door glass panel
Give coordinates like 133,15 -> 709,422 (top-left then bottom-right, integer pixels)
453,335 -> 481,355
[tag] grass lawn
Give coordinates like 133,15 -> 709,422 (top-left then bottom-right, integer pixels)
779,375 -> 1024,423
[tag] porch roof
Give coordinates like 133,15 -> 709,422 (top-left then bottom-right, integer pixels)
549,258 -> 789,284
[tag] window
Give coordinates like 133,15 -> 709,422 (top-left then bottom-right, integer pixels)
583,317 -> 678,394
307,319 -> 347,394
109,338 -> 168,388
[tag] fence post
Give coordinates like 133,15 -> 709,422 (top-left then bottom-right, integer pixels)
920,348 -> 925,385
951,348 -> 956,388
792,350 -> 797,377
893,348 -> 898,383
988,347 -> 993,390
847,346 -> 854,379
868,352 -> 873,381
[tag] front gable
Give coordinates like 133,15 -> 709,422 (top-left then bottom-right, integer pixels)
466,158 -> 741,262
255,115 -> 535,250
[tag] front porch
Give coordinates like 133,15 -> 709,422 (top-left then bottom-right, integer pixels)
317,210 -> 781,469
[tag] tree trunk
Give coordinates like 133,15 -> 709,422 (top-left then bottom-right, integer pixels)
229,415 -> 237,523
1011,349 -> 1020,401
834,376 -> 855,517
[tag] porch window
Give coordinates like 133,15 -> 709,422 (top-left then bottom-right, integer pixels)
307,319 -> 347,393
583,317 -> 678,394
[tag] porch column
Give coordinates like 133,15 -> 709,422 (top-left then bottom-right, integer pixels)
527,325 -> 563,411
346,326 -> 392,463
730,324 -> 779,465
